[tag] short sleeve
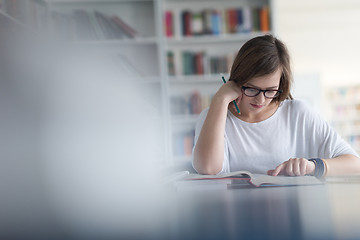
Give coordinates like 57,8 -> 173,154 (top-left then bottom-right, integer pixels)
292,99 -> 359,159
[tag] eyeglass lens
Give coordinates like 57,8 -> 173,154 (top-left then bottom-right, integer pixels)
243,87 -> 280,98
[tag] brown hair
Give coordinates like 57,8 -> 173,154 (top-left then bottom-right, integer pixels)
229,34 -> 293,102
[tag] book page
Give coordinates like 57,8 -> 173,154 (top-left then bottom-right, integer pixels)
185,170 -> 251,180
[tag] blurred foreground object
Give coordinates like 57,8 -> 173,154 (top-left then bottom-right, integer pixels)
0,14 -> 168,239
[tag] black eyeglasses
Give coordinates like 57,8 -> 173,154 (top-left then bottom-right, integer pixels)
241,86 -> 283,99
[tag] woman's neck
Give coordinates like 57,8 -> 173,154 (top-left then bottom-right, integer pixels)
229,102 -> 279,123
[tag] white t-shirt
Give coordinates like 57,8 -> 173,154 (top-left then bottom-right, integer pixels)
193,99 -> 358,174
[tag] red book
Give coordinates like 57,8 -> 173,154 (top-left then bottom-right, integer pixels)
191,91 -> 202,114
164,10 -> 173,37
195,52 -> 204,75
227,8 -> 237,33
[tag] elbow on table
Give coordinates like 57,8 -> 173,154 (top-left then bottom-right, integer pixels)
193,155 -> 223,175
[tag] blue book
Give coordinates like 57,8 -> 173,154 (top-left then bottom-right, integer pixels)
211,10 -> 221,35
236,8 -> 244,33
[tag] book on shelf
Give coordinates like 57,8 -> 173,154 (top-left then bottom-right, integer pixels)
181,10 -> 192,36
94,11 -> 128,40
259,6 -> 270,32
251,8 -> 259,32
235,8 -> 243,33
182,51 -> 197,75
242,7 -> 252,33
195,52 -> 204,75
211,10 -> 221,35
227,8 -> 237,33
183,171 -> 325,188
164,10 -> 173,37
173,50 -> 233,76
190,91 -> 202,114
111,15 -> 137,38
74,9 -> 97,40
174,5 -> 270,37
191,11 -> 203,36
252,6 -> 270,32
173,130 -> 195,157
327,86 -> 360,152
170,92 -> 212,116
94,11 -> 116,39
87,11 -> 105,40
202,9 -> 212,35
167,51 -> 175,76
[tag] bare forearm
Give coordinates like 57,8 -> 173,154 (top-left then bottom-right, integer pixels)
324,154 -> 360,176
193,97 -> 229,175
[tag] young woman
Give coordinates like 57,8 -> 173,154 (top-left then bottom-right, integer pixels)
193,34 -> 360,177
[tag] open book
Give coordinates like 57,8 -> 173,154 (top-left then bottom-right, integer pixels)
184,170 -> 324,187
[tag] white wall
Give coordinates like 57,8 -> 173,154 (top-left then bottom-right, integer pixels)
274,0 -> 360,88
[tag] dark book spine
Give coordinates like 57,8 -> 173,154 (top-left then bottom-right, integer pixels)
181,10 -> 192,36
202,9 -> 212,35
252,8 -> 260,32
236,8 -> 243,33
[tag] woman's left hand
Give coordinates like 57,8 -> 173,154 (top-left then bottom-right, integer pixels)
267,158 -> 316,176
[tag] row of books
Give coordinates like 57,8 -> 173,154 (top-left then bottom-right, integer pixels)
333,120 -> 360,135
168,50 -> 234,76
173,130 -> 195,157
170,91 -> 212,115
164,6 -> 270,37
51,9 -> 137,41
327,86 -> 360,153
0,0 -> 47,29
332,104 -> 360,119
328,86 -> 360,102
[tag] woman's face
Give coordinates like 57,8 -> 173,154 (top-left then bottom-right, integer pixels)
239,68 -> 282,115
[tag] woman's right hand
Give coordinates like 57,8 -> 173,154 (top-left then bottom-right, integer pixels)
215,81 -> 242,102
193,80 -> 242,174
214,81 -> 243,110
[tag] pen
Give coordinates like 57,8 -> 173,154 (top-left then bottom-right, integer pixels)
221,75 -> 241,114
